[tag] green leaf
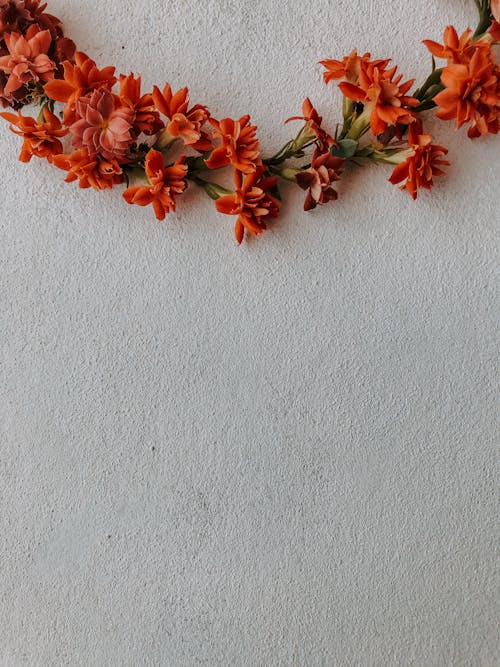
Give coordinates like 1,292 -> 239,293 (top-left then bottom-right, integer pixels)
332,138 -> 358,159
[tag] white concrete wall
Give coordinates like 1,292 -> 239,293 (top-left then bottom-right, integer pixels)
1,0 -> 498,664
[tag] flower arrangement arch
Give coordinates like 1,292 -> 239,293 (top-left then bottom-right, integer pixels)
0,0 -> 499,244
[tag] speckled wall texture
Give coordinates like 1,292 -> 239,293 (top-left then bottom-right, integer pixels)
0,0 -> 498,665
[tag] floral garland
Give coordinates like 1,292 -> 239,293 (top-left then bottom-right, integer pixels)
0,1 -> 499,244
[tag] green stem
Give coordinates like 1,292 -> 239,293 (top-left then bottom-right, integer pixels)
473,0 -> 493,38
37,106 -> 46,124
278,167 -> 301,182
414,67 -> 443,102
263,124 -> 317,167
263,140 -> 295,166
346,110 -> 370,140
188,176 -> 232,200
186,155 -> 210,173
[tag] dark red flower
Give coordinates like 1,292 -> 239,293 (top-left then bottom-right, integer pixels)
0,0 -> 31,33
490,21 -> 500,41
296,150 -> 344,211
286,97 -> 335,152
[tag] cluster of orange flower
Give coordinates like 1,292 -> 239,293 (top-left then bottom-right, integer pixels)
0,0 -> 498,244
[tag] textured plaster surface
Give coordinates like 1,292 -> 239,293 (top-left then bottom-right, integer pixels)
0,1 -> 499,665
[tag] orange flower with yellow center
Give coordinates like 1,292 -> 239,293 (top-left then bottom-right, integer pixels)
70,87 -> 134,161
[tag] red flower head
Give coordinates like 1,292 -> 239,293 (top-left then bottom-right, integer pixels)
215,167 -> 280,244
23,0 -> 62,39
0,25 -> 55,95
389,121 -> 450,199
425,27 -> 500,138
51,36 -> 76,69
491,0 -> 500,40
152,83 -> 210,151
0,0 -> 31,33
0,0 -> 61,37
490,21 -> 500,41
0,106 -> 67,161
123,149 -> 188,221
205,115 -> 261,174
296,150 -> 344,211
119,73 -> 163,136
44,51 -> 117,124
286,97 -> 335,152
339,60 -> 419,136
52,148 -> 124,190
70,87 -> 134,162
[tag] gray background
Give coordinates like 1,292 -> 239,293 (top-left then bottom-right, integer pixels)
1,0 -> 498,664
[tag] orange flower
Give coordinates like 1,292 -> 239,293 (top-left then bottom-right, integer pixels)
44,51 -> 117,124
339,62 -> 419,136
215,167 -> 280,244
286,97 -> 335,151
152,83 -> 210,151
0,106 -> 67,161
52,148 -> 124,190
119,73 -> 163,136
205,115 -> 260,174
389,121 -> 449,199
0,25 -> 55,95
321,50 -> 389,84
423,27 -> 482,64
70,87 -> 134,161
423,24 -> 498,67
123,149 -> 188,221
434,48 -> 499,137
295,150 -> 344,211
423,26 -> 500,137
